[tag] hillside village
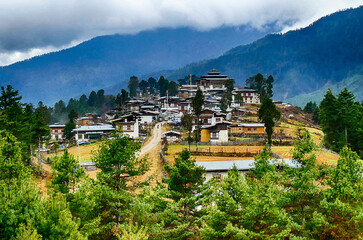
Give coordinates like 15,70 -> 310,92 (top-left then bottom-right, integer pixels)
1,3 -> 362,239
47,69 -> 336,181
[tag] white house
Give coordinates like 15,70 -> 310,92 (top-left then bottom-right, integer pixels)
201,122 -> 230,143
49,124 -> 65,141
162,130 -> 181,143
111,114 -> 140,139
73,124 -> 115,142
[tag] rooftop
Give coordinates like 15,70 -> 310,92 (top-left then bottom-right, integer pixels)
240,123 -> 265,127
73,124 -> 115,132
195,158 -> 300,171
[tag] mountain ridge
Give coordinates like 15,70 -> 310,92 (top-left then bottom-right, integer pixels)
0,26 -> 277,104
165,6 -> 363,104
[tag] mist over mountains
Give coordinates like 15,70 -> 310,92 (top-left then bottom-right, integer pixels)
166,6 -> 363,105
0,6 -> 362,106
0,26 -> 276,104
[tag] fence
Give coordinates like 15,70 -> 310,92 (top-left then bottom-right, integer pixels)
178,138 -> 264,146
160,149 -> 170,166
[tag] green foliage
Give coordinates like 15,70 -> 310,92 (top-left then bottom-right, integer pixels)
258,97 -> 281,145
31,110 -> 50,145
129,76 -> 140,98
319,88 -> 362,155
116,89 -> 130,108
165,150 -> 205,202
139,80 -> 149,94
328,146 -> 363,201
246,73 -> 274,101
64,122 -> 76,141
157,76 -> 169,97
192,88 -> 204,149
304,101 -> 319,123
220,93 -> 232,113
168,81 -> 179,96
0,131 -> 29,181
250,147 -> 275,180
177,74 -> 198,85
51,149 -> 85,194
235,92 -> 243,103
181,113 -> 193,151
147,77 -> 157,94
68,109 -> 78,123
93,134 -> 149,191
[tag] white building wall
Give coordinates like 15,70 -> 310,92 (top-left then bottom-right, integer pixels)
140,115 -> 153,124
218,130 -> 229,142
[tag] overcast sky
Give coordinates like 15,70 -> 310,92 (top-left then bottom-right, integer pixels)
0,0 -> 361,66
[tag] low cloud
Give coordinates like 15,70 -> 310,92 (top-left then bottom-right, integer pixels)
0,0 -> 360,66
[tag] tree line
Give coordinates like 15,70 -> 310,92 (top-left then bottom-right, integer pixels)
0,84 -> 362,239
0,126 -> 361,239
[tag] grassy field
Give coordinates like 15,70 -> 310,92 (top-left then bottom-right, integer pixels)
271,146 -> 339,165
276,122 -> 324,145
47,141 -> 102,162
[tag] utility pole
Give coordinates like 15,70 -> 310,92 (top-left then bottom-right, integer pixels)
345,125 -> 348,144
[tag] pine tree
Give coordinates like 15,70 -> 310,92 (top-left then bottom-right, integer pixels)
258,97 -> 281,145
128,76 -> 139,98
192,88 -> 204,151
51,149 -> 85,194
164,150 -> 205,209
181,113 -> 193,151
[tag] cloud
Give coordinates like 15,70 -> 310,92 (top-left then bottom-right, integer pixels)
0,0 -> 360,66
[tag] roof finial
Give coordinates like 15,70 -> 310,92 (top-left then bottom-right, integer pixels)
212,68 -> 216,72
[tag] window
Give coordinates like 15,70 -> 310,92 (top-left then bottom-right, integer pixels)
123,125 -> 127,130
208,118 -> 212,123
254,128 -> 257,131
248,128 -> 251,131
211,132 -> 219,138
127,125 -> 131,130
213,174 -> 222,183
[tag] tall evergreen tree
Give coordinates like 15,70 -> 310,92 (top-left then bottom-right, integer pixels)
147,77 -> 157,95
158,76 -> 169,97
88,91 -> 97,107
164,149 -> 205,215
96,89 -> 105,107
168,81 -> 179,96
192,88 -> 204,151
246,73 -> 274,101
51,150 -> 85,194
128,76 -> 139,98
181,113 -> 193,151
258,97 -> 281,145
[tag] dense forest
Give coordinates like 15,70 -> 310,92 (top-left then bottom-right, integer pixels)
0,85 -> 362,239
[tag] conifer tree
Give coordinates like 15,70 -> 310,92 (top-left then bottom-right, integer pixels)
258,97 -> 281,145
51,149 -> 85,194
192,88 -> 204,151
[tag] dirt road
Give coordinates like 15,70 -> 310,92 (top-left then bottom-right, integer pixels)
137,122 -> 167,185
139,122 -> 163,157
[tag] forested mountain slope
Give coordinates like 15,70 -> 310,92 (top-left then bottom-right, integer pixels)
167,6 -> 363,104
0,26 -> 274,104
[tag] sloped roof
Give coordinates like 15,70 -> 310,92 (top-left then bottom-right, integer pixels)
195,158 -> 300,171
